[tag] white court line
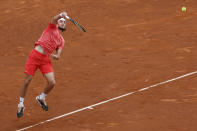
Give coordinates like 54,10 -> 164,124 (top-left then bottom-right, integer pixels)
16,70 -> 197,131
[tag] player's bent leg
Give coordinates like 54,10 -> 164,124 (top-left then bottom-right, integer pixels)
36,72 -> 55,111
44,72 -> 56,94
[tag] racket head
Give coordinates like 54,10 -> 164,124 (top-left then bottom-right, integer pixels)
69,19 -> 86,32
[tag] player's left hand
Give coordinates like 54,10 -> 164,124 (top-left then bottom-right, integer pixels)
50,54 -> 59,60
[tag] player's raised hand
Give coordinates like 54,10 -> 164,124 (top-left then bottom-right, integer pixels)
60,12 -> 67,18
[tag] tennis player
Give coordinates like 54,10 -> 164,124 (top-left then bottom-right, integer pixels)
17,12 -> 68,118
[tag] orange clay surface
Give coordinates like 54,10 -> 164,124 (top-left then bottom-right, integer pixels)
1,0 -> 197,131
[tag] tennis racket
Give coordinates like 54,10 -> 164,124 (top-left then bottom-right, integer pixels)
66,16 -> 86,32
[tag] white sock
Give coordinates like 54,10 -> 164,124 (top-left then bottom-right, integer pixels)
18,97 -> 24,107
40,93 -> 47,100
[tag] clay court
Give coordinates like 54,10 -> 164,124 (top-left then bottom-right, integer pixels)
1,0 -> 197,130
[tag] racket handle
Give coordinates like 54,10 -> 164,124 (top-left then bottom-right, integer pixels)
65,15 -> 70,20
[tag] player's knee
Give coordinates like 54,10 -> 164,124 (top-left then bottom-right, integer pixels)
49,80 -> 56,87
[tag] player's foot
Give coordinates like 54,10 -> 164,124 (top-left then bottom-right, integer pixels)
36,96 -> 48,111
17,104 -> 25,118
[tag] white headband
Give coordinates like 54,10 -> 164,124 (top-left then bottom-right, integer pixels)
59,18 -> 66,22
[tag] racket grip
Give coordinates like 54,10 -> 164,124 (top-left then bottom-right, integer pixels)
65,15 -> 70,20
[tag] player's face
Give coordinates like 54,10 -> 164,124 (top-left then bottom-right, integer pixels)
58,19 -> 66,30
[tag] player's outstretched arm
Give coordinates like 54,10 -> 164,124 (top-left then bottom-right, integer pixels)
51,12 -> 67,25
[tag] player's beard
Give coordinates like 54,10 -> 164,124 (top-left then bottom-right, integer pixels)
58,27 -> 66,32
